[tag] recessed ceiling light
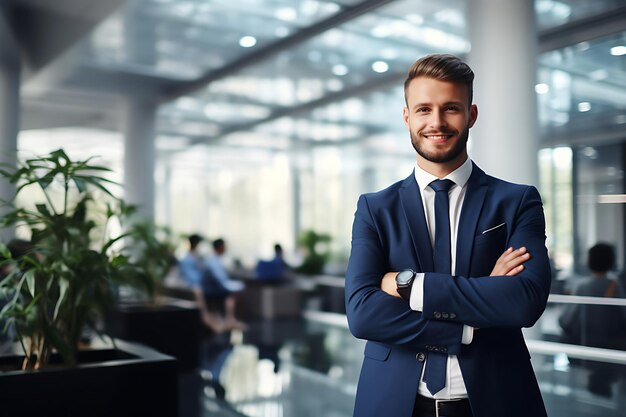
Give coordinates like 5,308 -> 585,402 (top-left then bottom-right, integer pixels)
578,102 -> 591,112
381,48 -> 398,60
239,36 -> 257,48
275,7 -> 297,22
582,146 -> 597,158
275,27 -> 290,38
610,45 -> 626,56
535,83 -> 550,94
371,25 -> 391,38
327,79 -> 343,92
576,41 -> 590,51
406,14 -> 424,25
372,60 -> 389,73
175,97 -> 197,110
589,69 -> 608,80
332,64 -> 348,76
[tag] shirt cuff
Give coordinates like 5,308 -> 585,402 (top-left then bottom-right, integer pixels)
462,325 -> 474,344
409,273 -> 425,311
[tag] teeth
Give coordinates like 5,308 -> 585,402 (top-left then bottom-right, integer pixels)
427,135 -> 449,139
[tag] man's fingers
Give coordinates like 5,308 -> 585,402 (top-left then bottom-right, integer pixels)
500,247 -> 527,262
504,252 -> 530,268
491,247 -> 531,276
506,264 -> 524,276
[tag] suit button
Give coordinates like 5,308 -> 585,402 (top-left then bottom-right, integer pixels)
450,313 -> 457,319
434,312 -> 442,319
442,312 -> 449,319
416,352 -> 426,362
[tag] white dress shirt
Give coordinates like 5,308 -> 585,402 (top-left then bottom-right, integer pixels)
409,157 -> 474,399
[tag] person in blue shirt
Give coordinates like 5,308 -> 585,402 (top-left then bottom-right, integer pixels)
255,244 -> 292,283
179,234 -> 245,333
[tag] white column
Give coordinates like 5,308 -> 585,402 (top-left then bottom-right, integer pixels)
0,37 -> 20,241
122,97 -> 156,222
468,0 -> 539,186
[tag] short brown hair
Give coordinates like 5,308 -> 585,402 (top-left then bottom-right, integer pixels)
404,54 -> 474,105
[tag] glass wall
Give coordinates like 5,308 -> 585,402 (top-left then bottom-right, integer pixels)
539,147 -> 574,281
574,143 -> 625,276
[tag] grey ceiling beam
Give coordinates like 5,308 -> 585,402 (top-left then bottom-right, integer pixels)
538,5 -> 626,53
162,0 -> 397,100
160,124 -> 385,153
3,0 -> 127,73
190,70 -> 405,146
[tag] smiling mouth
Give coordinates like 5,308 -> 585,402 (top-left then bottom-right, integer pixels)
423,134 -> 454,142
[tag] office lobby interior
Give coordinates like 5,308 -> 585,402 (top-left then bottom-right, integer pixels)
1,0 -> 626,416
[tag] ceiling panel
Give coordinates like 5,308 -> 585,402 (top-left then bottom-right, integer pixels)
159,0 -> 467,146
78,0 -> 349,80
537,30 -> 626,142
536,0 -> 625,31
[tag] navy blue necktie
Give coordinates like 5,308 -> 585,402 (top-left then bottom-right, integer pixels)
424,178 -> 454,395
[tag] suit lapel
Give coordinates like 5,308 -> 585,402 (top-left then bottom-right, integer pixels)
455,163 -> 489,277
399,173 -> 434,272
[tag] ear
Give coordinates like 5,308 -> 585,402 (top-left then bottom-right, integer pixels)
468,104 -> 478,128
402,106 -> 410,130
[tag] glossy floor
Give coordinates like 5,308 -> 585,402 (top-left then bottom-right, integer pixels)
178,313 -> 626,417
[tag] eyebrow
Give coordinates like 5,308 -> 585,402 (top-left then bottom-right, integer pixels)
412,101 -> 466,110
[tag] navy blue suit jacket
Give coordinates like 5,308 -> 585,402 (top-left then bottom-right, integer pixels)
345,163 -> 550,417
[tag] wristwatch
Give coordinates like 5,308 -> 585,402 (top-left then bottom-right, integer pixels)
395,269 -> 416,301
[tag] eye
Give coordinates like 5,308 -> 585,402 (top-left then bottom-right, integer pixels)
445,106 -> 460,112
416,107 -> 430,113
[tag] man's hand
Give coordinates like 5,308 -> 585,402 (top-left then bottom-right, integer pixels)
380,246 -> 529,297
381,272 -> 401,298
490,247 -> 530,276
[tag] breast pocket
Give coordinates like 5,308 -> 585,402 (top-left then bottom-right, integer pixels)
471,224 -> 508,275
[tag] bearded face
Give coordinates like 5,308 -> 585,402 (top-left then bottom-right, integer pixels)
403,77 -> 477,172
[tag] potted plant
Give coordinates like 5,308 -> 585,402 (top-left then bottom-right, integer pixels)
105,222 -> 203,372
296,229 -> 331,275
0,149 -> 177,416
120,220 -> 179,304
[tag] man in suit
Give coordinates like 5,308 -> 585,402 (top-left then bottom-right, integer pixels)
345,54 -> 551,417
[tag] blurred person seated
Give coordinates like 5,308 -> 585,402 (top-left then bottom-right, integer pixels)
206,238 -> 245,292
179,234 -> 245,334
558,242 -> 626,397
255,244 -> 292,284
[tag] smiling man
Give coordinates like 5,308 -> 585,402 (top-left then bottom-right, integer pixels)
345,55 -> 551,417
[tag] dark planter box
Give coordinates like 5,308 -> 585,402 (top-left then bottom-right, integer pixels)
0,339 -> 178,417
105,298 -> 201,372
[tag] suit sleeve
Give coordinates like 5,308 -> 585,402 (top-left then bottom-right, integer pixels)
345,195 -> 465,354
422,186 -> 551,329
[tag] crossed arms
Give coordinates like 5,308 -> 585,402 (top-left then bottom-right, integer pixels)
345,186 -> 551,352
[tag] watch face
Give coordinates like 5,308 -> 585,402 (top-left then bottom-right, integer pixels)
396,270 -> 414,285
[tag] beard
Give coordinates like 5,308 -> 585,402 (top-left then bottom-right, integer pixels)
410,124 -> 469,164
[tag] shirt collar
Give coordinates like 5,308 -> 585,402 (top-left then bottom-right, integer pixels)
414,157 -> 473,191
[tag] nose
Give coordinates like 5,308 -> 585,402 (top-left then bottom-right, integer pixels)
429,109 -> 447,129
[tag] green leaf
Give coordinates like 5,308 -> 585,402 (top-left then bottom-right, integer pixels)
37,171 -> 56,190
35,204 -> 51,216
0,243 -> 11,259
53,278 -> 69,321
73,177 -> 87,193
66,227 -> 82,237
111,254 -> 129,268
24,269 -> 36,298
